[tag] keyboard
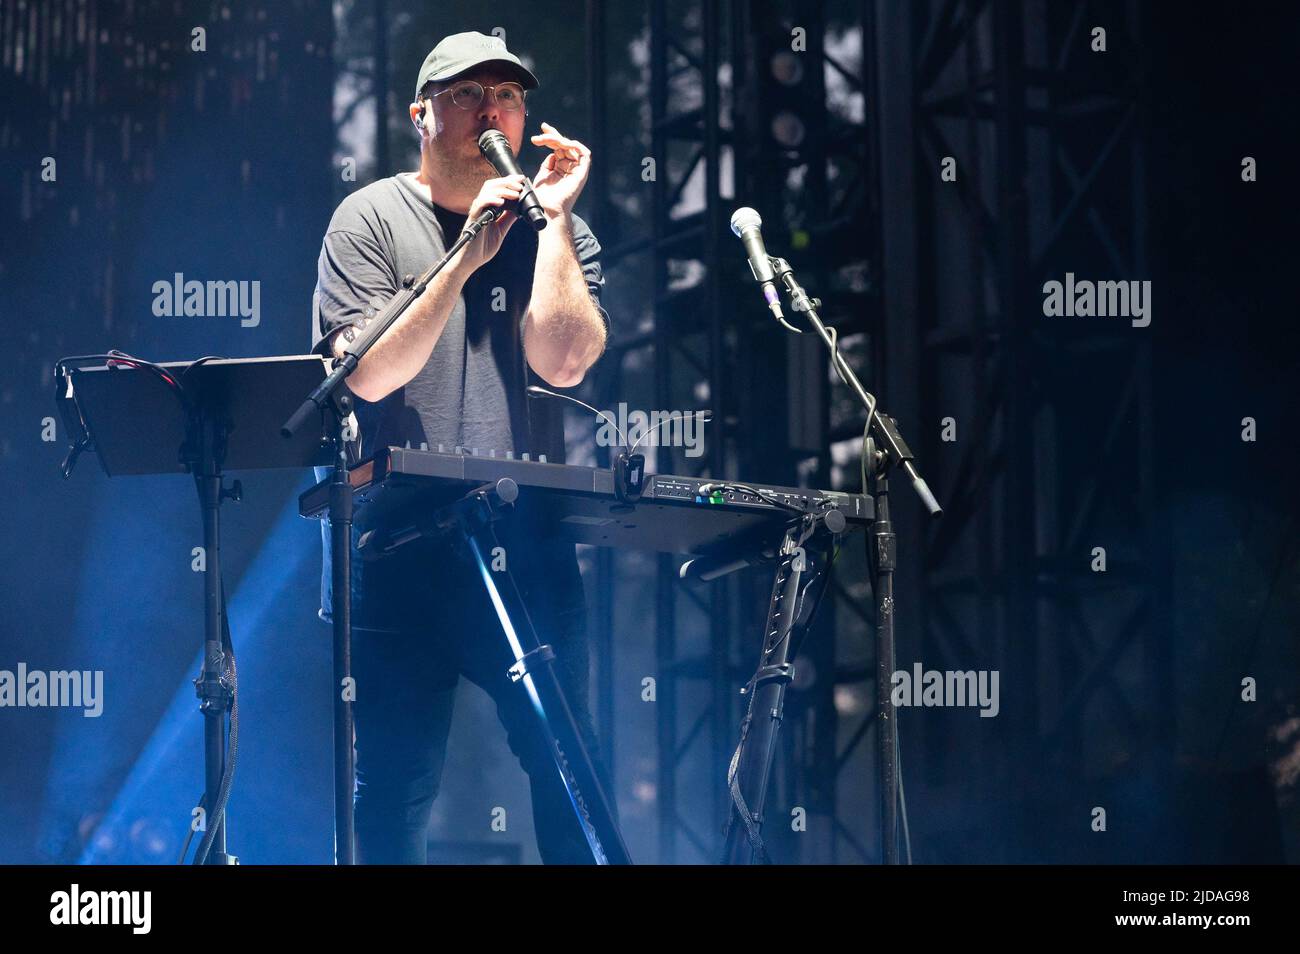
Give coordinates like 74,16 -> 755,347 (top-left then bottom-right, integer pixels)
299,445 -> 872,558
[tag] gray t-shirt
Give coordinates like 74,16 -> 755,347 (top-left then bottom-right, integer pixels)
311,173 -> 608,629
312,172 -> 608,462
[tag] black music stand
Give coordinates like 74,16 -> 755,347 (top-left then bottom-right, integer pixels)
57,354 -> 334,864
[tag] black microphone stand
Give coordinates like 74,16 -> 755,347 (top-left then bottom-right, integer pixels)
280,213 -> 493,864
766,255 -> 942,865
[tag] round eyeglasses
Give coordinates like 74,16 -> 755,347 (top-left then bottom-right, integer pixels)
428,80 -> 526,112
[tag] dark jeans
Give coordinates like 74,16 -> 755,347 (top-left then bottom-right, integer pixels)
331,515 -> 610,864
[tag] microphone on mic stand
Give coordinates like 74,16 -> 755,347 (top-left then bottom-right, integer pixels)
729,207 -> 785,323
478,128 -> 548,232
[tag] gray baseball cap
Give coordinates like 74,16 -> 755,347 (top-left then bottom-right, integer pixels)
414,31 -> 539,99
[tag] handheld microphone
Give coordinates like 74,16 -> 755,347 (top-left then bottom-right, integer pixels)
478,128 -> 548,232
729,207 -> 785,322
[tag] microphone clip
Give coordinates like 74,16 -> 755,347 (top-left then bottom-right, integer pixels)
766,257 -> 807,333
460,207 -> 499,241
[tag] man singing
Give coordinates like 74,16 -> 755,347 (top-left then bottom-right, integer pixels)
310,31 -> 612,864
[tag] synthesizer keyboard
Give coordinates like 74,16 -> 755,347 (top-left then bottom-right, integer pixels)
299,445 -> 872,557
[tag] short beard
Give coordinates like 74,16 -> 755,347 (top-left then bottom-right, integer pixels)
431,143 -> 497,197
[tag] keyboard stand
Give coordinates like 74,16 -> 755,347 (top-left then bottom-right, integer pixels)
435,477 -> 633,865
719,508 -> 846,863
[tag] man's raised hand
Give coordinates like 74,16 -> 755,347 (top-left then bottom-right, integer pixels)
456,173 -> 528,272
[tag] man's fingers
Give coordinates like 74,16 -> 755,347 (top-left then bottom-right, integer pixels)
487,181 -> 525,203
539,121 -> 577,146
534,142 -> 589,177
531,136 -> 581,154
531,124 -> 587,152
471,174 -> 531,223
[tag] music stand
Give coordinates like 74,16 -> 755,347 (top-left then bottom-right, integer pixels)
57,354 -> 334,864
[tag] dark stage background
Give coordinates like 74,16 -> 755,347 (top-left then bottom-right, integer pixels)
0,0 -> 1296,865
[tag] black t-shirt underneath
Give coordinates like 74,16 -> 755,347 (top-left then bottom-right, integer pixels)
310,173 -> 608,629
